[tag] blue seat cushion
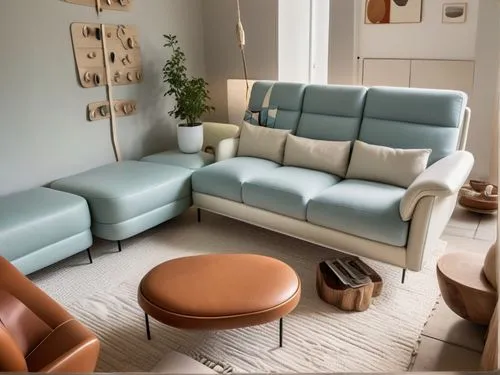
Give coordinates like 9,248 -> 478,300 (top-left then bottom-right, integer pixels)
307,180 -> 409,247
192,157 -> 280,202
142,150 -> 215,170
243,167 -> 340,220
0,187 -> 90,261
50,161 -> 192,224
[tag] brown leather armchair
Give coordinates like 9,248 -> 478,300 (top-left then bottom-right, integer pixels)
0,257 -> 100,372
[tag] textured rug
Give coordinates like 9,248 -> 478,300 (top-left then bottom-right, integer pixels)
31,209 -> 445,373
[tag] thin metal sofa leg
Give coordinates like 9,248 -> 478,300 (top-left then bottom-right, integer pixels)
197,208 -> 201,223
117,241 -> 122,252
401,269 -> 407,284
86,248 -> 93,264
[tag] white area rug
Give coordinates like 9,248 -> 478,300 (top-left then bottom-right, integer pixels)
31,209 -> 444,373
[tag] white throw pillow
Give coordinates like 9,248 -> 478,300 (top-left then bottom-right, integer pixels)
283,134 -> 352,177
346,140 -> 431,188
237,122 -> 291,163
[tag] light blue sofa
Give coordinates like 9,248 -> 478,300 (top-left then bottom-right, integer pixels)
0,187 -> 92,275
192,82 -> 474,279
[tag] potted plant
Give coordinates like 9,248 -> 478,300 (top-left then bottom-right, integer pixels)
162,34 -> 214,154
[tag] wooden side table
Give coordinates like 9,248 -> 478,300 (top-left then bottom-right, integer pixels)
437,252 -> 497,325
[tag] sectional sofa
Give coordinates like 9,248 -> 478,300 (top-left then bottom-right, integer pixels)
0,82 -> 473,280
192,83 -> 474,278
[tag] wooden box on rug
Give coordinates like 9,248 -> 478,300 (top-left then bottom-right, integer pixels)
316,256 -> 383,312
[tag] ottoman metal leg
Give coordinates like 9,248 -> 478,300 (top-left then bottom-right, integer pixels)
145,313 -> 151,340
117,241 -> 122,253
86,249 -> 93,264
279,318 -> 283,347
197,208 -> 201,223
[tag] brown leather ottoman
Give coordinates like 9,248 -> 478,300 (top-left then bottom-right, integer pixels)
138,254 -> 301,347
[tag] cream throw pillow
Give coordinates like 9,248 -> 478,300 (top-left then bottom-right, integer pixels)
237,122 -> 291,163
346,140 -> 431,188
283,134 -> 351,177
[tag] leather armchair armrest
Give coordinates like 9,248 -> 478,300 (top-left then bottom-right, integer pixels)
216,137 -> 240,162
26,319 -> 100,373
400,151 -> 474,221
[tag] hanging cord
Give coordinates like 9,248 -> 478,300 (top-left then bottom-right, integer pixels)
236,0 -> 250,104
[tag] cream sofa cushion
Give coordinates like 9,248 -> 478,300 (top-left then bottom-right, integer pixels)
237,122 -> 291,163
283,134 -> 351,177
346,140 -> 431,188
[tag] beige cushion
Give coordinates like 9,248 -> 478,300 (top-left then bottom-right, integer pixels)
283,134 -> 351,177
346,140 -> 431,188
237,122 -> 291,163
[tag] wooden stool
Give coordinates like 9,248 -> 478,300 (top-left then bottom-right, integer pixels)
316,257 -> 382,312
437,252 -> 497,325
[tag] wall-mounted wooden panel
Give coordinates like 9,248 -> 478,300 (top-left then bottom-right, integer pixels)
64,0 -> 132,12
71,23 -> 143,88
88,100 -> 137,121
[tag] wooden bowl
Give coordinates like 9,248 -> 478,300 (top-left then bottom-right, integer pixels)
459,194 -> 498,212
470,180 -> 498,194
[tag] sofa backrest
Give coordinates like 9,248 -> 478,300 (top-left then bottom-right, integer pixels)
245,81 -> 274,125
267,82 -> 307,132
296,85 -> 368,141
359,87 -> 467,164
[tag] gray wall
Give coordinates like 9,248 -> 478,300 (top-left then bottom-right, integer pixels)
328,0 -> 358,85
0,0 -> 205,195
202,0 -> 279,122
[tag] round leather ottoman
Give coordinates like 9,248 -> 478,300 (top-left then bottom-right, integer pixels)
138,254 -> 301,346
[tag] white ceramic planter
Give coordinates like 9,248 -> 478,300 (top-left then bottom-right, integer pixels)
177,123 -> 204,154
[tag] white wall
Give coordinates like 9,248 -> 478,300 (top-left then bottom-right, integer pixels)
0,0 -> 206,196
358,0 -> 479,59
278,0 -> 311,82
470,0 -> 500,180
310,0 -> 330,84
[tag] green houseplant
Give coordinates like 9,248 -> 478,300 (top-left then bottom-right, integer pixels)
162,34 -> 214,153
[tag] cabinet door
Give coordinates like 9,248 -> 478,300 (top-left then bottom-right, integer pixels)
362,59 -> 411,87
410,60 -> 475,97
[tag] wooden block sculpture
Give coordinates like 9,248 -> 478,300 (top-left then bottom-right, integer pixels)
64,0 -> 132,13
71,23 -> 143,89
316,256 -> 383,312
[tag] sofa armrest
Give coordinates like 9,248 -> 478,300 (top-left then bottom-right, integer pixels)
26,319 -> 100,373
216,138 -> 240,162
400,151 -> 474,221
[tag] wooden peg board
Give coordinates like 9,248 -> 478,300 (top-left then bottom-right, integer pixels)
71,23 -> 143,88
88,100 -> 138,121
64,0 -> 132,12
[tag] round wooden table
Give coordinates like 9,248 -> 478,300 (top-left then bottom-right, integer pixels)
437,252 -> 497,325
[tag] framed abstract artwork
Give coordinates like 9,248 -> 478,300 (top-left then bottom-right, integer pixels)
365,0 -> 423,24
442,3 -> 467,23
